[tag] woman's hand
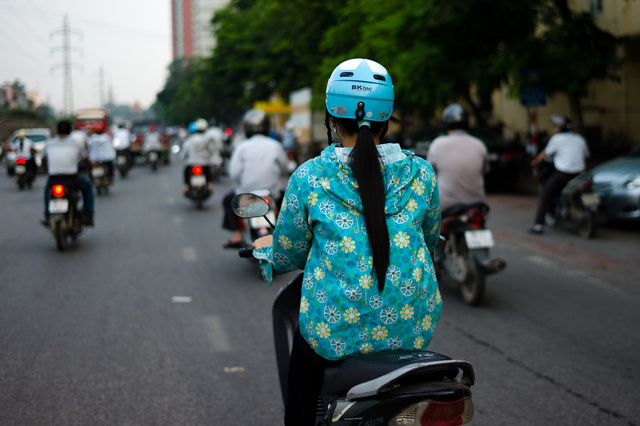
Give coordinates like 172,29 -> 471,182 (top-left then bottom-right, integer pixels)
253,235 -> 273,249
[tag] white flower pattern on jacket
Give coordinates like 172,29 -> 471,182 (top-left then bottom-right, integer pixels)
254,143 -> 442,361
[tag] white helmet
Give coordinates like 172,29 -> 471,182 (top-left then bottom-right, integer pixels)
195,118 -> 208,132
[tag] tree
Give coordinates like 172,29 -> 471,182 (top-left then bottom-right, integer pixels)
513,0 -> 621,134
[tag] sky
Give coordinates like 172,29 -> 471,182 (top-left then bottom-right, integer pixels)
0,0 -> 172,113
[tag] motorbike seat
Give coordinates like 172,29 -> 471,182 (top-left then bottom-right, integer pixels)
441,202 -> 489,218
323,350 -> 460,395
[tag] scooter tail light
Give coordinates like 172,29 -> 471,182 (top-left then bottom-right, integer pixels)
16,158 -> 26,165
192,165 -> 203,175
468,211 -> 484,229
52,185 -> 65,197
389,398 -> 474,426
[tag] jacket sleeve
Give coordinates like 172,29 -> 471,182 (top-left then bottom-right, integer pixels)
254,169 -> 312,284
421,163 -> 441,256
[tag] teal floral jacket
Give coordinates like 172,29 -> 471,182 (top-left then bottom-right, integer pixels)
254,143 -> 442,360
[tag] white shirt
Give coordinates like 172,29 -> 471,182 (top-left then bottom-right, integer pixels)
143,131 -> 163,151
43,135 -> 87,175
13,137 -> 35,160
545,131 -> 590,174
88,133 -> 116,162
204,127 -> 224,166
427,130 -> 488,211
229,134 -> 289,195
113,128 -> 132,149
182,132 -> 219,166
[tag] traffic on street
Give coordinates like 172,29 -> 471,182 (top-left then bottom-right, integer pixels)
1,153 -> 638,425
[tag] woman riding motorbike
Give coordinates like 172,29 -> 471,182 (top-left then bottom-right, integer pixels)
251,58 -> 442,425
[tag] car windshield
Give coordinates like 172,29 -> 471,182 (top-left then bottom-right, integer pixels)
13,134 -> 48,144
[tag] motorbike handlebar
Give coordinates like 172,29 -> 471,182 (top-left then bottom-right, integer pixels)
239,247 -> 254,258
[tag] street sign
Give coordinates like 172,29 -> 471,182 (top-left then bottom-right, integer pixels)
520,69 -> 547,107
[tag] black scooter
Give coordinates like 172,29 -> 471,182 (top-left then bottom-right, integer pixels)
232,193 -> 476,425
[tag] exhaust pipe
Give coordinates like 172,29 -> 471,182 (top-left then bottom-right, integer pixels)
482,258 -> 507,275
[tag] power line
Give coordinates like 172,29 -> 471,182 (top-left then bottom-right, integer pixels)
51,15 -> 83,115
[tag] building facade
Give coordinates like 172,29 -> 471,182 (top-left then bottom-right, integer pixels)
171,0 -> 230,60
495,0 -> 640,151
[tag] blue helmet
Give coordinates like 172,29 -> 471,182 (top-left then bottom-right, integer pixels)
326,58 -> 394,122
188,121 -> 197,134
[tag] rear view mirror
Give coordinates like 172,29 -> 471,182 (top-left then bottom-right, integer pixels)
232,193 -> 270,218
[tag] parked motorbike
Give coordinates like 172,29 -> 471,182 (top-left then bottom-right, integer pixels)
232,193 -> 476,425
435,202 -> 506,306
45,180 -> 85,251
90,161 -> 113,195
115,149 -> 130,178
185,165 -> 212,209
545,172 -> 599,238
14,157 -> 35,189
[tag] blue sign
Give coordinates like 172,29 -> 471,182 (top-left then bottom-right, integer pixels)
520,69 -> 546,107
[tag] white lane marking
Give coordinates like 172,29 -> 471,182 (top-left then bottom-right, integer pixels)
172,296 -> 192,303
182,246 -> 198,263
224,366 -> 246,373
202,315 -> 232,352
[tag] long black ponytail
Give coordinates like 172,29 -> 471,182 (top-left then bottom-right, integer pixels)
327,107 -> 390,292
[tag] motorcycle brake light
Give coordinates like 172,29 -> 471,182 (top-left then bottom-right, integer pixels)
468,211 -> 484,229
16,158 -> 26,165
52,185 -> 64,197
389,398 -> 474,426
192,165 -> 203,175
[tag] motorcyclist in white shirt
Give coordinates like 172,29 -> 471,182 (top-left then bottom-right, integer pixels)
529,115 -> 590,234
143,124 -> 163,152
203,121 -> 224,177
12,128 -> 37,178
181,118 -> 218,194
41,120 -> 95,227
88,122 -> 116,182
221,108 -> 289,248
113,122 -> 132,168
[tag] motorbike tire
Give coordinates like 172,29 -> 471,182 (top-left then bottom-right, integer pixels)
575,208 -> 596,239
54,220 -> 67,251
459,253 -> 486,306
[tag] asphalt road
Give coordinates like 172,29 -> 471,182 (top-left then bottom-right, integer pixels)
0,157 -> 638,425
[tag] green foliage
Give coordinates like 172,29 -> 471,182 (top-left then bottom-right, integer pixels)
155,0 -> 622,129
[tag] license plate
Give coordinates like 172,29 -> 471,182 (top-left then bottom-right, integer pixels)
117,156 -> 127,165
15,165 -> 26,174
190,175 -> 206,187
581,192 -> 599,208
249,211 -> 276,229
92,166 -> 105,177
149,152 -> 158,161
465,229 -> 494,249
49,199 -> 69,214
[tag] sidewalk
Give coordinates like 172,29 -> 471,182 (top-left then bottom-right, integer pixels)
486,179 -> 640,294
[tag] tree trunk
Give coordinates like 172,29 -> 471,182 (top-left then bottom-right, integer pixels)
567,93 -> 584,135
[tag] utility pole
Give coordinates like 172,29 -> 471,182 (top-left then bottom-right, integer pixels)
51,15 -> 82,115
96,64 -> 106,108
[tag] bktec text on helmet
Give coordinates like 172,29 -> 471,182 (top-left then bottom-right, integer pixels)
352,85 -> 373,92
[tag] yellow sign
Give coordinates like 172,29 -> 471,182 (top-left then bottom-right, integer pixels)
253,100 -> 291,115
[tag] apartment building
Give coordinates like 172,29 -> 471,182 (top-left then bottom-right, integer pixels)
171,0 -> 230,60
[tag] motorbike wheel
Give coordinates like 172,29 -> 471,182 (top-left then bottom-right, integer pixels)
54,220 -> 67,251
574,207 -> 596,239
459,253 -> 486,306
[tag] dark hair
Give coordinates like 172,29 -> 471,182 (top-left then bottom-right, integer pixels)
325,110 -> 390,292
57,120 -> 73,136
